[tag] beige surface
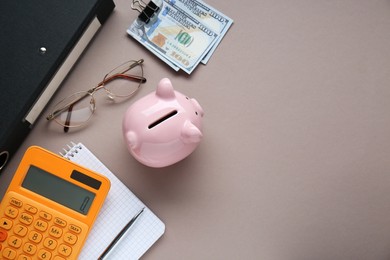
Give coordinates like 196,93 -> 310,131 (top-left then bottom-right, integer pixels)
2,0 -> 390,259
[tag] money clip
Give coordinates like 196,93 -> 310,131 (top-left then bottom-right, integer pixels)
131,0 -> 162,24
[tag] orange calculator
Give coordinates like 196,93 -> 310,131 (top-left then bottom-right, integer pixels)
0,146 -> 110,260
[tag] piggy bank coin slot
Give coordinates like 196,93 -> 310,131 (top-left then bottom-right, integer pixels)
148,110 -> 178,129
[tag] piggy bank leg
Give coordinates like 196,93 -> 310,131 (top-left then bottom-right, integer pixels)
125,131 -> 138,149
181,120 -> 202,144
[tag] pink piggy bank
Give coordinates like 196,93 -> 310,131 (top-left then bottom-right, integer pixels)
123,78 -> 204,167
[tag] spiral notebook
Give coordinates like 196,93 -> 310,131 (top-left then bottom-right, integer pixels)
61,142 -> 165,259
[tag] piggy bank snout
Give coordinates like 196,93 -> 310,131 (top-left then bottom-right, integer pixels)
191,98 -> 204,117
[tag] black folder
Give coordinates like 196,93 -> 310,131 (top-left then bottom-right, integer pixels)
0,0 -> 115,172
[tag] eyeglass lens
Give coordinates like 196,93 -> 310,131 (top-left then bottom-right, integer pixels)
52,91 -> 96,128
49,60 -> 144,129
103,60 -> 144,99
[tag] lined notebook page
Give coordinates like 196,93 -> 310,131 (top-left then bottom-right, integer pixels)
63,143 -> 165,259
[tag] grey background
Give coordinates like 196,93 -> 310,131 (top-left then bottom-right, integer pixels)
1,0 -> 390,259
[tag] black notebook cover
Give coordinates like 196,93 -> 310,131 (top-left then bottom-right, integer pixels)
0,0 -> 115,172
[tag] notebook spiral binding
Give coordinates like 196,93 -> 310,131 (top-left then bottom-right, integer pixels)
60,142 -> 83,159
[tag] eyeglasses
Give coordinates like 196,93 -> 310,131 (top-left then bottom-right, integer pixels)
46,59 -> 146,132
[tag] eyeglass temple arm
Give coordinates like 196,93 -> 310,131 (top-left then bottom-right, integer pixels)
63,104 -> 74,132
101,74 -> 147,85
100,64 -> 147,85
99,59 -> 146,85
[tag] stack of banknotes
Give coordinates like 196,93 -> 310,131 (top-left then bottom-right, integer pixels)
127,0 -> 233,74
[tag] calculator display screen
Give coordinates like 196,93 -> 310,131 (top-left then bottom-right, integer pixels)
22,165 -> 96,215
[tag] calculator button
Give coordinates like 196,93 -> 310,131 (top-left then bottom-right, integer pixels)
13,224 -> 28,237
4,206 -> 18,219
37,248 -> 51,260
39,211 -> 52,221
19,213 -> 33,225
0,218 -> 13,230
8,235 -> 22,248
9,198 -> 22,208
43,237 -> 57,250
0,229 -> 8,241
58,244 -> 72,257
53,256 -> 66,260
28,231 -> 43,243
18,254 -> 32,260
22,242 -> 37,255
2,247 -> 17,259
69,224 -> 82,234
34,219 -> 48,232
48,226 -> 62,238
24,205 -> 37,214
1,195 -> 90,259
63,232 -> 77,245
54,217 -> 66,227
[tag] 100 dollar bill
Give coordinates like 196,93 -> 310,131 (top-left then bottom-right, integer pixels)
165,0 -> 233,64
127,0 -> 218,74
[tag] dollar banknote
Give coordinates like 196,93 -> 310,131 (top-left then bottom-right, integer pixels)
164,0 -> 233,64
127,0 -> 219,74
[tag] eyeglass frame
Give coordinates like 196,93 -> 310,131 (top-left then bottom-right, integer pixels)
46,59 -> 146,131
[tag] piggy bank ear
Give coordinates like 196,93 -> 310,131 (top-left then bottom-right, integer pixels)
181,121 -> 202,143
125,131 -> 138,149
156,78 -> 176,100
